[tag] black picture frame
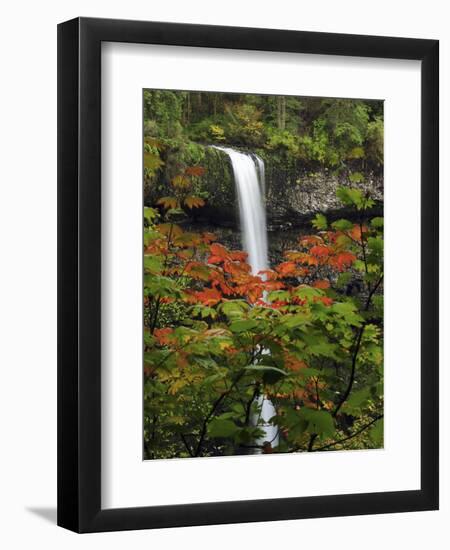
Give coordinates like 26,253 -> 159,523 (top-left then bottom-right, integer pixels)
57,16 -> 439,533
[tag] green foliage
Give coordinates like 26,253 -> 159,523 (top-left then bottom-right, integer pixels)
144,90 -> 185,139
208,417 -> 239,438
312,213 -> 328,230
226,103 -> 266,146
349,171 -> 364,183
366,116 -> 384,167
369,418 -> 384,445
332,219 -> 354,231
299,408 -> 335,438
209,124 -> 226,141
298,119 -> 331,164
266,128 -> 299,156
336,186 -> 375,210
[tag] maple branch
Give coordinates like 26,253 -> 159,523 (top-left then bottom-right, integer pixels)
194,370 -> 246,457
332,324 -> 365,418
145,340 -> 191,373
144,439 -> 153,460
149,222 -> 176,334
330,272 -> 382,419
314,377 -> 321,409
180,434 -> 194,457
358,221 -> 371,292
150,297 -> 162,333
307,433 -> 318,452
364,274 -> 383,311
244,384 -> 260,426
312,414 -> 383,452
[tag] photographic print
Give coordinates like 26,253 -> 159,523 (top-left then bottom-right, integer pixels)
143,90 -> 384,460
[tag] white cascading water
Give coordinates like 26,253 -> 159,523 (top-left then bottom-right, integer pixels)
253,154 -> 266,198
214,146 -> 269,277
212,146 -> 279,450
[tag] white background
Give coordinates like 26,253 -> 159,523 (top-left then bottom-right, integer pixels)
102,43 -> 421,508
0,0 -> 448,548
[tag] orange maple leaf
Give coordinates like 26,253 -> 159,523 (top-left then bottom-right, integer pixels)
313,279 -> 330,289
310,245 -> 332,257
230,250 -> 248,262
157,196 -> 179,210
184,196 -> 205,209
276,261 -> 297,276
208,243 -> 230,264
202,232 -> 216,243
195,287 -> 222,306
331,251 -> 356,271
284,355 -> 308,372
300,235 -> 323,246
184,166 -> 206,177
349,224 -> 368,241
154,327 -> 175,345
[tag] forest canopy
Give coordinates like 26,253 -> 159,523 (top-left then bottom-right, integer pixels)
144,90 -> 384,172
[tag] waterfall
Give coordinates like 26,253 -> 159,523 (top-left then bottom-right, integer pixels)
212,146 -> 279,450
213,146 -> 268,277
253,154 -> 266,198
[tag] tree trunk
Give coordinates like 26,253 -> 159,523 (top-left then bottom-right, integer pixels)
280,96 -> 286,130
185,92 -> 191,124
277,96 -> 286,130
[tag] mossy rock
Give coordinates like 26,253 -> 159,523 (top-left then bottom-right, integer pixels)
194,147 -> 237,225
144,142 -> 238,226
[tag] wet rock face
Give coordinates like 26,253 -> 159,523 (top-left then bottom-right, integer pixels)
200,147 -> 235,211
194,147 -> 238,227
198,147 -> 383,228
265,165 -> 383,228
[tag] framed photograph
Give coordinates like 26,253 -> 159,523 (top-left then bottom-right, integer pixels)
57,17 -> 439,532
